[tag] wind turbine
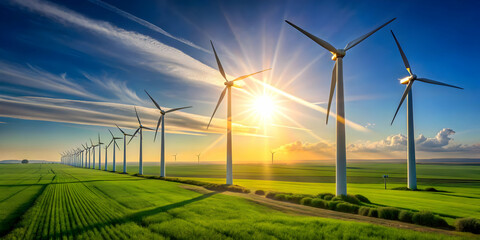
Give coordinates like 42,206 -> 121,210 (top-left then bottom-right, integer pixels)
90,138 -> 97,169
196,154 -> 200,164
82,144 -> 88,168
97,133 -> 104,170
116,124 -> 132,174
104,138 -> 112,171
144,90 -> 191,177
390,30 -> 463,190
270,151 -> 276,165
108,129 -> 121,172
285,18 -> 396,196
207,40 -> 271,185
128,107 -> 153,175
172,154 -> 177,162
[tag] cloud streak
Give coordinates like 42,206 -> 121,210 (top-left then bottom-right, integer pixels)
9,0 -> 224,88
0,95 -> 259,136
86,0 -> 210,53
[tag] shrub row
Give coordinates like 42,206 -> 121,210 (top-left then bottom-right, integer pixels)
265,191 -> 452,230
160,177 -> 250,193
455,218 -> 480,234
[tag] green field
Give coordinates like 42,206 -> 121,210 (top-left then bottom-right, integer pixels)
136,162 -> 480,224
0,163 -> 476,239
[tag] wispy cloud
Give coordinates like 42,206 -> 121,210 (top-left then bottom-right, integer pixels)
0,95 -> 258,136
0,61 -> 101,100
86,0 -> 210,53
82,73 -> 143,105
9,0 -> 224,88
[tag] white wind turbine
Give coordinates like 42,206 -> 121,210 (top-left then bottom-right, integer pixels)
196,154 -> 200,164
270,150 -> 276,165
107,129 -> 121,172
82,144 -> 88,168
116,124 -> 132,174
90,139 -> 97,169
207,40 -> 271,185
104,139 -> 110,171
144,90 -> 191,177
172,154 -> 177,162
97,133 -> 104,170
128,107 -> 153,175
390,30 -> 463,190
285,18 -> 396,196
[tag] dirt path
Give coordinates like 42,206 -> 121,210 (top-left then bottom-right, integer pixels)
179,185 -> 469,237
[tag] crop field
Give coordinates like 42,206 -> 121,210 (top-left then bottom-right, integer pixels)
0,163 -> 476,239
136,162 -> 480,224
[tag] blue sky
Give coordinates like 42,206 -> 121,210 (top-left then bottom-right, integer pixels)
1,0 -> 479,162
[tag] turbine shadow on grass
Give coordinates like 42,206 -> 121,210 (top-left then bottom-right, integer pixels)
62,192 -> 218,237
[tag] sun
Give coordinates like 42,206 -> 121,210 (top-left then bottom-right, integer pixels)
253,95 -> 276,119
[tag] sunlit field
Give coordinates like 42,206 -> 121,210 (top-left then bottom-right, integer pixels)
2,164 -> 472,239
132,162 -> 480,225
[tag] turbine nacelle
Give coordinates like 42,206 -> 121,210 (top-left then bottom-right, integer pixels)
331,49 -> 346,61
400,74 -> 416,84
224,81 -> 234,87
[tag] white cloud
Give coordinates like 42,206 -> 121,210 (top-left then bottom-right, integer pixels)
0,95 -> 258,136
275,140 -> 334,154
348,128 -> 480,153
9,0 -> 224,88
86,0 -> 210,53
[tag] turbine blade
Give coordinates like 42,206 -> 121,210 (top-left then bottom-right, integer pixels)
165,106 -> 192,113
115,141 -> 120,150
210,40 -> 227,81
115,124 -> 125,135
154,114 -> 162,142
416,78 -> 463,89
90,138 -> 94,145
391,30 -> 412,75
107,139 -> 113,148
108,129 -> 114,138
232,68 -> 272,82
207,87 -> 227,129
285,20 -> 338,54
134,106 -> 142,126
128,128 -> 140,144
391,81 -> 414,125
144,90 -> 162,111
326,63 -> 337,124
345,18 -> 396,51
143,126 -> 154,131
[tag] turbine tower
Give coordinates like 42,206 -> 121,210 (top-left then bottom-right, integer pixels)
116,124 -> 132,174
108,129 -> 121,172
97,133 -> 104,170
104,140 -> 110,171
285,18 -> 395,196
144,90 -> 191,177
390,30 -> 463,190
90,138 -> 97,169
207,40 -> 271,185
196,154 -> 200,164
129,107 -> 153,175
270,151 -> 276,165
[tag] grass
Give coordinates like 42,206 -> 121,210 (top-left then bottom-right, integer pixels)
0,164 -> 474,239
127,162 -> 480,225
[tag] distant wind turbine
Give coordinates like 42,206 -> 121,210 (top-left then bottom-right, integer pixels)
144,90 -> 191,177
390,30 -> 463,190
128,107 -> 153,175
82,144 -> 88,168
108,129 -> 121,172
90,138 -> 97,169
196,154 -> 200,164
285,18 -> 396,196
97,133 -> 104,170
270,151 -> 276,165
116,124 -> 132,174
104,140 -> 111,171
172,154 -> 177,162
207,40 -> 271,185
